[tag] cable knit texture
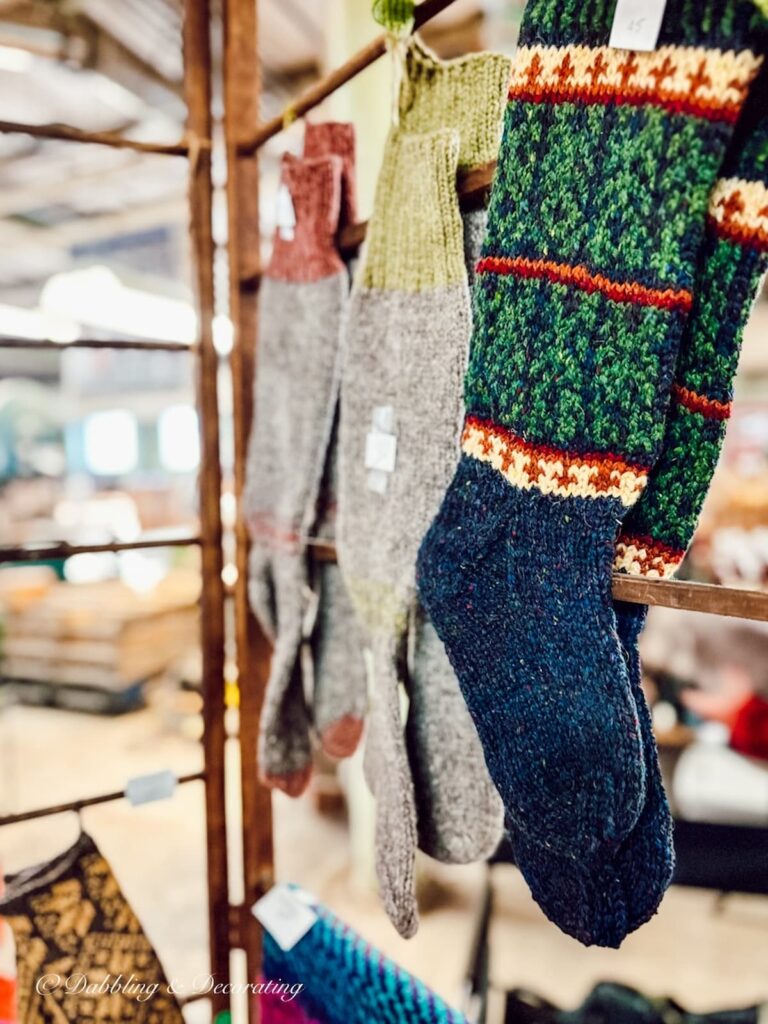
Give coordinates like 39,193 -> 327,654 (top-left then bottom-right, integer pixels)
338,38 -> 509,937
245,149 -> 349,796
418,0 -> 766,946
261,896 -> 468,1024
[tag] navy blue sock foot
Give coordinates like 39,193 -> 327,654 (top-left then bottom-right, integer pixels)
417,457 -> 645,861
510,603 -> 674,947
613,602 -> 675,928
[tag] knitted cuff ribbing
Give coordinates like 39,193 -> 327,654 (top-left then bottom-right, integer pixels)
304,121 -> 358,228
399,36 -> 511,170
360,129 -> 465,292
267,154 -> 344,283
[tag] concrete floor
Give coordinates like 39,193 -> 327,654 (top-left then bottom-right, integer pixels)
1,699 -> 767,1023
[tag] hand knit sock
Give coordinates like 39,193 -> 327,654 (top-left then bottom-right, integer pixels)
407,608 -> 504,863
299,123 -> 368,761
339,41 -> 510,934
245,151 -> 348,796
260,891 -> 469,1024
339,128 -> 468,936
396,41 -> 509,868
510,70 -> 768,948
310,556 -> 368,759
418,0 -> 766,871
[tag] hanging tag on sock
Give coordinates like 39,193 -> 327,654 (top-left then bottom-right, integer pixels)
252,884 -> 318,951
276,184 -> 296,241
609,0 -> 666,51
365,405 -> 397,493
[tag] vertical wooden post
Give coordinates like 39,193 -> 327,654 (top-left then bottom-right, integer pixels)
182,0 -> 232,1014
222,0 -> 275,1015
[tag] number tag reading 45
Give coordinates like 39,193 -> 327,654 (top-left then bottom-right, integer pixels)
609,0 -> 667,51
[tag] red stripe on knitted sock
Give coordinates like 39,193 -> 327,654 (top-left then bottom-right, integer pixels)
507,84 -> 743,125
615,533 -> 686,577
476,255 -> 693,313
672,382 -> 732,421
707,213 -> 768,253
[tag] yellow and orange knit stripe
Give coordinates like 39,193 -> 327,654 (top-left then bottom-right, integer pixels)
462,416 -> 648,507
509,44 -> 762,124
614,535 -> 685,579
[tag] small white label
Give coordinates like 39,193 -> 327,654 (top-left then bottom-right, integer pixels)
609,0 -> 666,51
125,770 -> 177,806
372,405 -> 395,433
366,469 -> 389,494
276,184 -> 296,241
252,884 -> 318,951
365,431 -> 397,474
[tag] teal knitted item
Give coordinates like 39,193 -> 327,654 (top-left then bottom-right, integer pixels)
260,895 -> 468,1024
418,0 -> 766,944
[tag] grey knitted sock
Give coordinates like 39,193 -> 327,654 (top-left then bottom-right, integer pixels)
405,202 -> 504,866
300,123 -> 369,762
309,555 -> 367,758
338,41 -> 510,934
339,127 -> 472,936
244,151 -> 347,797
408,606 -> 504,863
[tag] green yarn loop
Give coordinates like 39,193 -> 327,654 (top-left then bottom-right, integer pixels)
372,0 -> 415,32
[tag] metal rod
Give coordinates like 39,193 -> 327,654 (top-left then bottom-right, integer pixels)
0,337 -> 196,352
0,532 -> 201,564
0,772 -> 206,827
0,118 -> 195,156
182,0 -> 232,1011
223,0 -> 275,1014
238,0 -> 462,155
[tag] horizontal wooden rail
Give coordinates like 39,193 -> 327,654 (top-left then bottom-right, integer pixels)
0,772 -> 206,827
0,337 -> 196,353
0,530 -> 201,564
0,118 -> 199,156
238,0 -> 461,155
305,539 -> 768,622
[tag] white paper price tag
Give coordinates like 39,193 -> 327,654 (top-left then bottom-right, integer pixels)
365,431 -> 397,474
366,469 -> 389,495
372,404 -> 395,433
125,770 -> 177,807
276,184 -> 296,241
252,884 -> 318,951
609,0 -> 666,51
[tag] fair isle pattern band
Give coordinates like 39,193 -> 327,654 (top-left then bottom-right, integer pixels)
614,535 -> 686,578
462,416 -> 648,507
708,176 -> 768,249
508,45 -> 763,124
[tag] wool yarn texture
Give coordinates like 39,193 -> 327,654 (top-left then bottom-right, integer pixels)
244,149 -> 348,797
337,39 -> 509,936
417,0 -> 767,941
296,122 -> 369,763
260,892 -> 469,1024
514,63 -> 768,950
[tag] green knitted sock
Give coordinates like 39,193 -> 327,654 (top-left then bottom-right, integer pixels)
418,0 -> 766,944
515,65 -> 768,949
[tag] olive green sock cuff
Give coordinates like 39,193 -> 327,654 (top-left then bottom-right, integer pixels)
399,36 -> 511,170
361,129 -> 465,292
